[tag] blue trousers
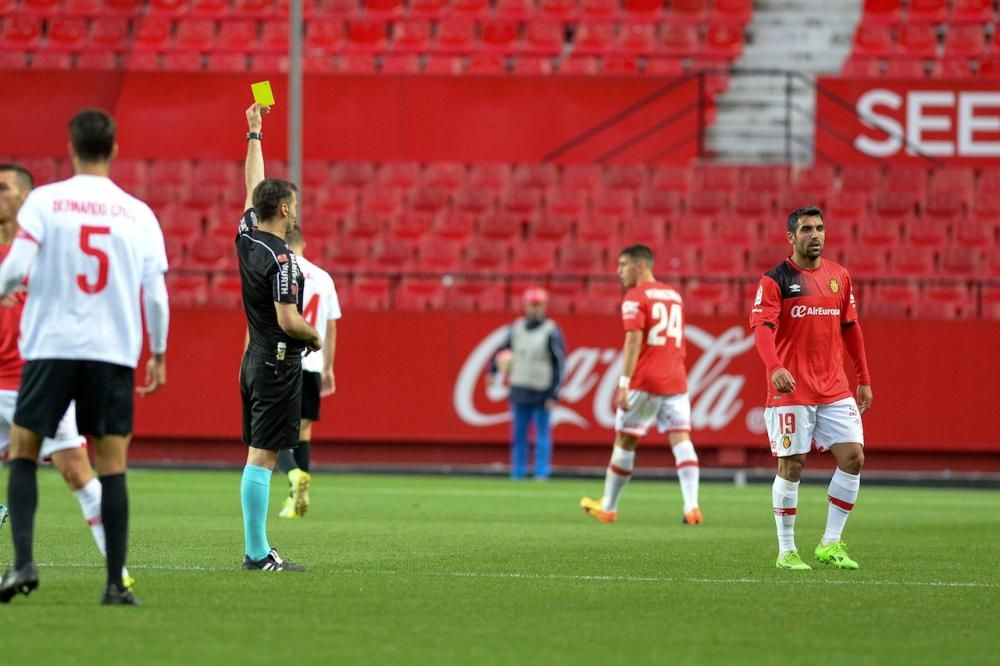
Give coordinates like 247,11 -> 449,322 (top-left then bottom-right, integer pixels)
510,402 -> 552,480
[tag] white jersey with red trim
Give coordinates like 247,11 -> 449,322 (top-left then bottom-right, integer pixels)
297,254 -> 341,374
15,174 -> 167,367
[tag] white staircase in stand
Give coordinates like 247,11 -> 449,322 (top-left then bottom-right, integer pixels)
704,0 -> 862,164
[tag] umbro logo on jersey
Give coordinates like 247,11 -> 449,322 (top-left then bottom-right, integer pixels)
789,284 -> 801,293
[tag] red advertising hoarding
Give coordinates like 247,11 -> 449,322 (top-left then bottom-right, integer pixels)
134,309 -> 1000,454
816,77 -> 1000,165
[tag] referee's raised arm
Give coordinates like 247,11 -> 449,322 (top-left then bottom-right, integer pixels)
244,102 -> 267,212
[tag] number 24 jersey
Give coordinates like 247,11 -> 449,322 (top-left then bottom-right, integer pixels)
621,279 -> 687,396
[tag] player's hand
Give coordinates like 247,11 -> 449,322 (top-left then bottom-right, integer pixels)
857,384 -> 873,414
246,102 -> 269,132
305,334 -> 322,354
615,387 -> 631,410
544,399 -> 556,410
321,370 -> 336,397
137,354 -> 166,396
770,368 -> 796,394
0,294 -> 17,308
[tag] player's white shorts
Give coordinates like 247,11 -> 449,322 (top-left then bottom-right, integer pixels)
0,390 -> 86,459
765,396 -> 865,457
614,391 -> 691,438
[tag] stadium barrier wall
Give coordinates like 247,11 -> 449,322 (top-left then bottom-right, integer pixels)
816,77 -> 1000,166
0,72 -> 699,164
131,309 -> 1000,470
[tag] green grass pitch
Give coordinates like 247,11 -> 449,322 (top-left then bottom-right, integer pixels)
2,469 -> 998,665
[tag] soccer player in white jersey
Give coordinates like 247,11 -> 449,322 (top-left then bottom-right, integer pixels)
0,163 -> 133,589
0,109 -> 169,605
276,225 -> 340,519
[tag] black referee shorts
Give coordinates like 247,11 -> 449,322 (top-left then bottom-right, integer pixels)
301,371 -> 322,422
15,359 -> 134,438
240,349 -> 302,450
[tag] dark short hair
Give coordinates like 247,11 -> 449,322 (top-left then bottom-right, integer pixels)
68,108 -> 116,162
286,224 -> 304,249
786,206 -> 824,233
252,178 -> 297,222
0,163 -> 34,191
620,244 -> 654,265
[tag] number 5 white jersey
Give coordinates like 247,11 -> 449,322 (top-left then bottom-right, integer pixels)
15,175 -> 168,368
296,254 -> 341,374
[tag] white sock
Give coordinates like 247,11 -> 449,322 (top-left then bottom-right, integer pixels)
772,476 -> 800,555
671,440 -> 700,514
822,468 -> 861,545
73,478 -> 130,581
602,446 -> 635,512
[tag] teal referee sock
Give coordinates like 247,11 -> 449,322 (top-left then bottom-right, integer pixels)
240,465 -> 272,561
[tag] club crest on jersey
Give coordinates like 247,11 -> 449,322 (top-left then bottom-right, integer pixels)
781,435 -> 792,449
829,279 -> 840,294
789,284 -> 801,293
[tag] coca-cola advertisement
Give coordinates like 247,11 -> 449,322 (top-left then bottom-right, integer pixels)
134,310 -> 1000,454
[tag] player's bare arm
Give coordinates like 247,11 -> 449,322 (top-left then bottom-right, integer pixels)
616,330 -> 643,410
244,102 -> 269,211
275,301 -> 322,352
321,319 -> 337,396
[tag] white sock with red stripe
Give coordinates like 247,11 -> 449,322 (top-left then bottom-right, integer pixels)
74,478 -> 131,581
772,476 -> 800,555
822,467 -> 860,545
671,440 -> 700,513
601,446 -> 635,512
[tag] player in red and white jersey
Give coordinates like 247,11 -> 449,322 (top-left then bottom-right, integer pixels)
0,110 -> 169,605
275,225 -> 341,519
0,163 -> 133,591
581,244 -> 702,525
749,206 -> 873,572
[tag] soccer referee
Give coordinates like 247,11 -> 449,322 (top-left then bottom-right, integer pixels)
237,103 -> 320,572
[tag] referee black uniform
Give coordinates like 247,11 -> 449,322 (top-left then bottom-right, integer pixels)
237,208 -> 306,451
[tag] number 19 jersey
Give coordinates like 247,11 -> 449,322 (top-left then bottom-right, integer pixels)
621,279 -> 687,395
15,175 -> 167,368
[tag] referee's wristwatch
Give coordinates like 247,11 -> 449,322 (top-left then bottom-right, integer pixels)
246,131 -> 262,141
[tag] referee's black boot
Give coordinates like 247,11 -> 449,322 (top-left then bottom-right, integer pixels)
101,583 -> 141,606
0,562 -> 39,603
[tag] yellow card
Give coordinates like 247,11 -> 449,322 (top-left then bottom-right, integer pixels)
251,80 -> 275,107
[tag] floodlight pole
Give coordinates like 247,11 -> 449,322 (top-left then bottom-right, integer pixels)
288,0 -> 303,194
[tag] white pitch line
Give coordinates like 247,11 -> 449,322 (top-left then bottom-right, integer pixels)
36,562 -> 999,589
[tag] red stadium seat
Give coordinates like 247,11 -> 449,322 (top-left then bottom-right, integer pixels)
454,187 -> 495,214
232,0 -> 274,17
452,0 -> 489,18
602,53 -> 640,76
206,52 -> 249,71
317,0 -> 357,14
148,0 -> 190,14
953,220 -> 994,248
650,166 -> 690,194
1,16 -> 43,49
576,215 -> 619,244
207,274 -> 243,309
857,216 -> 903,246
840,165 -> 882,195
346,277 -> 392,311
683,281 -> 735,318
891,245 -> 937,277
672,217 -> 711,246
618,23 -> 656,55
432,211 -> 475,240
841,56 -> 882,78
939,245 -> 983,276
409,187 -> 450,213
895,24 -> 938,58
593,189 -> 633,217
435,18 -> 476,54
984,286 -> 1000,320
907,0 -> 947,24
839,244 -> 889,278
163,51 -> 204,71
513,164 -> 558,190
167,274 -> 209,307
391,18 -> 430,52
539,0 -> 577,20
511,243 -> 557,274
924,191 -> 964,220
480,212 -> 523,240
133,16 -> 174,50
950,0 -> 994,24
495,0 -> 533,20
715,0 -> 751,25
575,280 -> 621,316
869,283 -> 919,318
861,0 -> 902,24
378,162 -> 421,190
906,217 -> 950,248
188,236 -> 233,271
884,167 -> 928,195
574,21 -> 615,55
623,0 -> 661,20
501,188 -> 543,214
217,19 -> 258,51
346,19 -> 386,52
175,18 -> 217,50
557,241 -> 605,276
579,0 -> 619,22
523,20 -> 563,55
704,24 -> 743,59
669,0 -> 707,24
916,284 -> 972,320
638,190 -> 681,217
651,244 -> 697,276
468,163 -> 511,192
558,55 -> 600,74
531,214 -> 573,241
389,211 -> 435,239
646,57 -> 684,76
190,0 -> 230,16
943,25 -> 985,58
464,239 -> 511,272
409,0 -> 446,18
852,24 -> 893,57
447,279 -> 507,312
416,237 -> 463,274
47,17 -> 88,50
88,17 -> 130,50
325,237 -> 370,272
874,192 -> 917,218
699,245 -> 748,277
659,24 -> 699,58
258,20 -> 290,53
336,53 -> 377,72
622,215 -> 667,245
546,189 -> 586,218
370,237 -> 415,272
367,0 -> 403,17
103,0 -> 143,13
687,191 -> 729,217
62,0 -> 103,16
929,168 -> 974,196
